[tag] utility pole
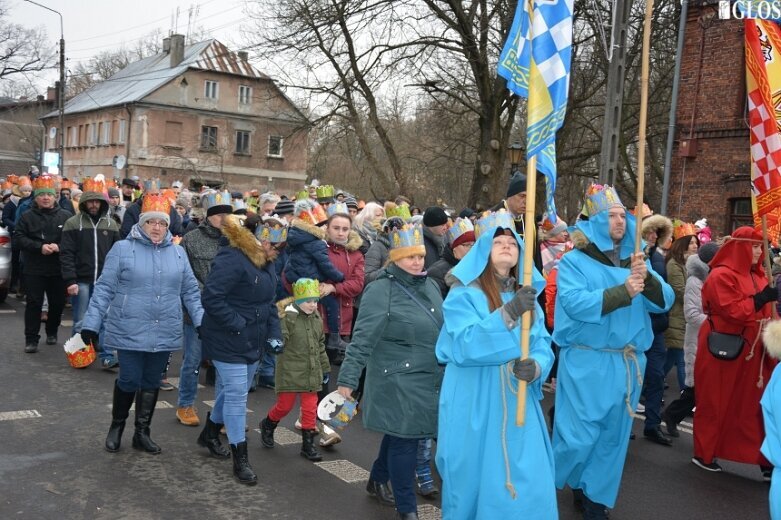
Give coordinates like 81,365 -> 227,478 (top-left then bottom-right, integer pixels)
24,0 -> 64,177
598,0 -> 632,185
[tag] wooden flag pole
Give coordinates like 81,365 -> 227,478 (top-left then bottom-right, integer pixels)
634,0 -> 655,254
761,215 -> 778,319
516,155 -> 537,426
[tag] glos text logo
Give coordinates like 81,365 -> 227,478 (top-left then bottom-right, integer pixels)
719,0 -> 781,19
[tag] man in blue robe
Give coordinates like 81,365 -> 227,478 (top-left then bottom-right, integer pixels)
552,185 -> 674,519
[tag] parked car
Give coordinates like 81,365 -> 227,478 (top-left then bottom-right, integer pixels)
0,224 -> 11,303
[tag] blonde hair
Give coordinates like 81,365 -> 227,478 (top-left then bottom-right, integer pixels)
354,202 -> 384,229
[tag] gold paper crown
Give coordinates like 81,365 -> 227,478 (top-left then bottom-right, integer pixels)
32,175 -> 57,194
386,203 -> 412,221
447,217 -> 475,245
141,194 -> 171,215
293,278 -> 320,302
296,189 -> 310,201
60,179 -> 73,190
673,220 -> 698,241
474,209 -> 515,238
82,177 -> 105,194
584,184 -> 624,216
255,222 -> 288,243
316,185 -> 335,200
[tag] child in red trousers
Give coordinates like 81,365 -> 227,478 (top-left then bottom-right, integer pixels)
260,278 -> 331,461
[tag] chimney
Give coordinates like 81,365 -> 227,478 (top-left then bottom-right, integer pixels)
47,87 -> 57,101
238,51 -> 248,62
170,34 -> 185,68
163,37 -> 171,53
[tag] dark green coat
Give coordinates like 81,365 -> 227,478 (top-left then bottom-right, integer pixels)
663,259 -> 686,349
276,305 -> 330,393
337,263 -> 444,438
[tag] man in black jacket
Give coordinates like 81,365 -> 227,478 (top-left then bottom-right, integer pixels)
14,177 -> 71,352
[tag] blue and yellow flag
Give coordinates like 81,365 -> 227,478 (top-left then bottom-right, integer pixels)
497,0 -> 574,222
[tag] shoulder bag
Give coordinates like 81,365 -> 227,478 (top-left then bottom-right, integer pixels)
706,316 -> 745,361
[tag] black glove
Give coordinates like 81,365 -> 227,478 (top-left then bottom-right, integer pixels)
754,285 -> 779,311
512,358 -> 540,383
81,329 -> 99,347
503,286 -> 537,321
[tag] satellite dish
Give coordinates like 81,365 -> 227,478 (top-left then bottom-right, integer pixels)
115,155 -> 126,170
49,127 -> 57,139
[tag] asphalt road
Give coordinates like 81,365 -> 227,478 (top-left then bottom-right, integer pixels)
0,295 -> 771,520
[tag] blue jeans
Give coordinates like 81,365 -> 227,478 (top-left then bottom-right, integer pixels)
73,282 -> 115,363
664,347 -> 686,392
321,294 -> 340,335
643,332 -> 667,431
370,434 -> 420,514
178,322 -> 202,407
211,360 -> 259,445
116,349 -> 169,393
416,438 -> 432,467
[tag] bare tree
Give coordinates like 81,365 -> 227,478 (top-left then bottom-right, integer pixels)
0,1 -> 56,82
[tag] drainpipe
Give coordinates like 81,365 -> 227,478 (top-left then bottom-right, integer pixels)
124,104 -> 132,177
661,0 -> 689,215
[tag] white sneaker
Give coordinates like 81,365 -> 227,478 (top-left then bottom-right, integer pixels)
318,421 -> 342,447
636,403 -> 646,414
294,416 -> 302,430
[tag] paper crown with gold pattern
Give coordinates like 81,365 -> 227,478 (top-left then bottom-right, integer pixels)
59,179 -> 73,190
447,217 -> 475,247
295,200 -> 328,226
203,190 -> 232,209
293,278 -> 320,304
672,220 -> 698,241
32,175 -> 57,196
474,209 -> 515,238
388,224 -> 426,262
386,203 -> 412,221
584,184 -> 624,217
82,177 -> 105,194
295,189 -> 310,201
327,201 -> 349,216
232,199 -> 247,211
316,185 -> 334,202
629,203 -> 654,219
7,174 -> 19,185
143,178 -> 160,193
141,194 -> 172,216
161,188 -> 178,203
255,222 -> 288,243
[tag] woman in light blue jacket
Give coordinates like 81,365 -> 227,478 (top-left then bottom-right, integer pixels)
81,199 -> 203,455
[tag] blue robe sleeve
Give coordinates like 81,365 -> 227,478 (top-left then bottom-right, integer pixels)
437,286 -> 553,378
555,254 -> 608,324
81,242 -> 122,333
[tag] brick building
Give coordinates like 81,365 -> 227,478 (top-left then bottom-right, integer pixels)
0,91 -> 56,177
40,35 -> 309,194
667,1 -> 753,235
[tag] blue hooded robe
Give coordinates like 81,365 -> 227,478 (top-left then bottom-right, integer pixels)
435,224 -> 557,520
761,363 -> 781,520
552,207 -> 673,508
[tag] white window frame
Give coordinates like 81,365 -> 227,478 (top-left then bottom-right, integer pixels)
101,121 -> 111,145
89,123 -> 98,146
267,135 -> 284,158
238,85 -> 252,105
235,130 -> 251,154
204,80 -> 219,100
68,126 -> 77,147
117,120 -> 126,144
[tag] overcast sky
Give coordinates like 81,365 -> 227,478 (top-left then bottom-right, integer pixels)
11,0 -> 249,92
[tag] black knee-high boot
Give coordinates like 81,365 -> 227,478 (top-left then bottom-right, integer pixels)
105,380 -> 136,452
132,388 -> 161,454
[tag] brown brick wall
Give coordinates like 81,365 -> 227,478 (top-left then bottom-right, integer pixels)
667,6 -> 751,237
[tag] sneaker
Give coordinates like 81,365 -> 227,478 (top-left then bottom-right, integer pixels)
691,457 -> 723,472
101,358 -> 119,370
294,416 -> 303,430
176,406 -> 200,426
24,342 -> 38,353
763,469 -> 773,482
159,379 -> 175,391
636,403 -> 646,414
45,335 -> 57,345
317,421 -> 342,447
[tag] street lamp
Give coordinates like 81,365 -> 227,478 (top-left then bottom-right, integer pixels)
24,0 -> 64,178
507,142 -> 523,176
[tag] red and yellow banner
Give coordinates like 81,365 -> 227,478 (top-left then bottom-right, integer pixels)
746,18 -> 781,244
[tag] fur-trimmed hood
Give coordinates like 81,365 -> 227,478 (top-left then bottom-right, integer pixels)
763,320 -> 781,360
221,214 -> 269,268
570,229 -> 589,250
685,253 -> 710,282
290,217 -> 326,240
641,214 -> 673,247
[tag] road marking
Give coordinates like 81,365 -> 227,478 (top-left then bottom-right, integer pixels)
250,426 -> 300,446
202,400 -> 252,413
166,377 -> 204,389
418,504 -> 443,520
106,401 -> 173,411
0,309 -> 16,314
314,459 -> 370,483
0,410 -> 41,421
60,320 -> 73,326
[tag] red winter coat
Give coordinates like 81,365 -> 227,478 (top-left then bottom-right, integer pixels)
694,226 -> 777,466
319,230 -> 365,336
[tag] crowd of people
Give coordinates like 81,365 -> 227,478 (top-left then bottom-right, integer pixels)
3,166 -> 781,519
